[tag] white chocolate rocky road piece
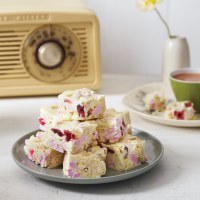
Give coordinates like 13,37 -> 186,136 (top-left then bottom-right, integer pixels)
96,109 -> 132,143
38,105 -> 77,131
103,109 -> 131,125
103,108 -> 132,134
39,121 -> 98,154
103,134 -> 146,171
165,101 -> 196,120
57,88 -> 106,120
38,106 -> 133,147
24,133 -> 64,168
38,105 -> 58,131
143,91 -> 165,112
63,146 -> 107,178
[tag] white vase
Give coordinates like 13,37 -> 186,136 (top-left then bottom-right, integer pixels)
162,36 -> 190,99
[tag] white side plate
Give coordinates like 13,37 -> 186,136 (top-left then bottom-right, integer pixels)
123,82 -> 200,127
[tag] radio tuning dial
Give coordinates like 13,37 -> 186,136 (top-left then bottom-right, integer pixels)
36,41 -> 65,69
22,25 -> 81,82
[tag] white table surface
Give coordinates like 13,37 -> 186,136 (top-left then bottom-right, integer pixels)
1,74 -> 200,200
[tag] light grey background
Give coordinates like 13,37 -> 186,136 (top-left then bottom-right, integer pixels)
86,0 -> 200,75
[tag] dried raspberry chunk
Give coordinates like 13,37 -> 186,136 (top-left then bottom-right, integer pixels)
174,111 -> 184,120
51,128 -> 63,137
38,118 -> 46,126
185,101 -> 192,107
64,130 -> 76,142
77,105 -> 85,118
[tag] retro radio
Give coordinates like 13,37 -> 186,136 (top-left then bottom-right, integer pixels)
0,0 -> 101,97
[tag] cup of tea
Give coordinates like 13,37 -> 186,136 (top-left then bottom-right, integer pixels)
170,68 -> 200,113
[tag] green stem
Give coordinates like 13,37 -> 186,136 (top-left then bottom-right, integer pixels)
155,7 -> 172,38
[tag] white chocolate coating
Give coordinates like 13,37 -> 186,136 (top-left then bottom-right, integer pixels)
103,134 -> 146,171
39,121 -> 98,154
57,88 -> 106,120
24,132 -> 64,168
63,146 -> 107,178
143,91 -> 165,112
96,109 -> 132,143
165,101 -> 196,120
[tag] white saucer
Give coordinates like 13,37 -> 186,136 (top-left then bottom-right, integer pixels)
123,82 -> 200,127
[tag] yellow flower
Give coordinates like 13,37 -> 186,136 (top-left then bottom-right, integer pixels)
136,0 -> 172,37
137,0 -> 162,11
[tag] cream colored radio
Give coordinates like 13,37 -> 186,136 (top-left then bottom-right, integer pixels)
0,0 -> 101,97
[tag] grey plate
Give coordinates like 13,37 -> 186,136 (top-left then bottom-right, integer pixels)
12,129 -> 164,184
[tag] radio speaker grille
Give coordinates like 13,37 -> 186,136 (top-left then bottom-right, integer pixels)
0,29 -> 30,79
0,24 -> 92,82
72,27 -> 89,77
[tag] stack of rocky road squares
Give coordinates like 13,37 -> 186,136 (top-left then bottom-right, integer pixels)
24,88 -> 146,178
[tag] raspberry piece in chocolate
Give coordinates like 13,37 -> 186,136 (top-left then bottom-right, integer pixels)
64,99 -> 72,104
29,149 -> 34,156
174,111 -> 184,120
77,105 -> 85,118
64,130 -> 76,142
185,102 -> 192,107
51,128 -> 63,137
38,118 -> 46,126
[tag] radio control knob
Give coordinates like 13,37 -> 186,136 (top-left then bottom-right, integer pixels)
36,41 -> 65,69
